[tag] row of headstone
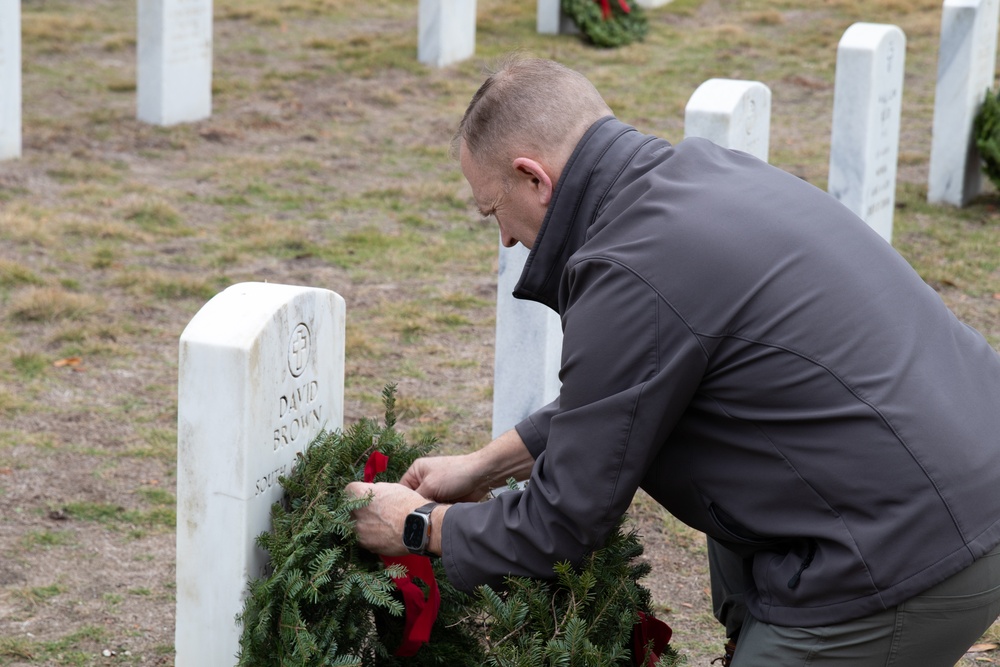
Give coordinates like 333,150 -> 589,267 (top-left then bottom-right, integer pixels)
172,13 -> 991,659
3,0 -> 997,167
497,19 -> 911,442
0,0 -> 472,147
495,19 -> 911,442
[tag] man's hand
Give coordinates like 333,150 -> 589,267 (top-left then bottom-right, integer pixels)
399,428 -> 537,503
345,482 -> 429,557
399,455 -> 491,503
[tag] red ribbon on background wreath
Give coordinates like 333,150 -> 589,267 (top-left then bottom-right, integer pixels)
597,0 -> 632,19
631,611 -> 673,666
363,451 -> 441,657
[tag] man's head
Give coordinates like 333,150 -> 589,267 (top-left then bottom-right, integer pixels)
456,57 -> 613,248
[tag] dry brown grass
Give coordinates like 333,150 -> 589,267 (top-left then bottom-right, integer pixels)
7,287 -> 104,324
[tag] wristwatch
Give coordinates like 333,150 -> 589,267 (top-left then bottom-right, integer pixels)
402,502 -> 438,556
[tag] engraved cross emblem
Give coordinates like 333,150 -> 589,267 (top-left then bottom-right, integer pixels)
288,323 -> 310,377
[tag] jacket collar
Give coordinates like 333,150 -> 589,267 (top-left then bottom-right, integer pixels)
512,116 -> 648,311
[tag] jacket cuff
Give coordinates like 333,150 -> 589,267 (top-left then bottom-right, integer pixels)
515,416 -> 547,460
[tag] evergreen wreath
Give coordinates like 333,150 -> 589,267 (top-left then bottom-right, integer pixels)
476,501 -> 682,667
974,87 -> 1000,193
237,384 -> 682,666
562,0 -> 648,48
237,384 -> 482,666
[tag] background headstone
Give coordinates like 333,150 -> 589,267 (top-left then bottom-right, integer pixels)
418,0 -> 476,68
927,0 -> 1000,206
176,282 -> 346,667
537,0 -> 579,35
684,78 -> 771,161
828,23 -> 906,243
137,0 -> 213,126
492,242 -> 562,438
0,0 -> 21,160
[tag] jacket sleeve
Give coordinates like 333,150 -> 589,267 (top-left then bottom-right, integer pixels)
515,398 -> 558,459
442,257 -> 708,592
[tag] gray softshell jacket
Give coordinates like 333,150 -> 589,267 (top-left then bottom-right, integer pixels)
441,117 -> 1000,627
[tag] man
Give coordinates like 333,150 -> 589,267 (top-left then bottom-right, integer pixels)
347,57 -> 1000,665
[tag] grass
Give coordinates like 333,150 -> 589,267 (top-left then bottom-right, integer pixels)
21,531 -> 75,550
1,0 -> 997,664
62,501 -> 175,531
7,287 -> 103,323
0,626 -> 112,667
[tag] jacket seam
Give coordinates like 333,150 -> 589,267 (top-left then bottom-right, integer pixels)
695,331 -> 967,544
704,393 -> 880,603
602,285 -> 660,521
567,254 -> 968,602
564,254 -> 712,360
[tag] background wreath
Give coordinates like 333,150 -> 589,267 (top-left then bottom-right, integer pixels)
975,87 -> 1000,194
562,0 -> 649,48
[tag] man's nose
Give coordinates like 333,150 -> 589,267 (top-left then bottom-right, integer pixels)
499,227 -> 517,248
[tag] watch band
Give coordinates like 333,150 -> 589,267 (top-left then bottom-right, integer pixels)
403,502 -> 438,556
413,502 -> 438,516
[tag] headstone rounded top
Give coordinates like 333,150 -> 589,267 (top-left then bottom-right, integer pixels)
686,79 -> 771,116
180,282 -> 339,349
839,22 -> 905,50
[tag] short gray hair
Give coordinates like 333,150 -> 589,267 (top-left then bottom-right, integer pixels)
455,56 -> 613,173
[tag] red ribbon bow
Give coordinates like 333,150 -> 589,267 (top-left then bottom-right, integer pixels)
631,611 -> 673,666
598,0 -> 631,20
363,451 -> 441,657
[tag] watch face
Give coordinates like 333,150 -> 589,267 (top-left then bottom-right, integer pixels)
403,513 -> 427,550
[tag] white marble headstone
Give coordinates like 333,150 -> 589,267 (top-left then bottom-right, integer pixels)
176,282 -> 345,667
492,241 -> 562,438
418,0 -> 476,68
684,79 -> 772,162
0,0 -> 21,160
928,0 -> 1000,206
137,0 -> 213,126
828,23 -> 906,243
537,0 -> 579,35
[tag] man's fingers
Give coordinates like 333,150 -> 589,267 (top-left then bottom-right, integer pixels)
398,467 -> 420,490
344,481 -> 373,501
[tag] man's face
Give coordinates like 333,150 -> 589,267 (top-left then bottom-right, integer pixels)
459,140 -> 545,249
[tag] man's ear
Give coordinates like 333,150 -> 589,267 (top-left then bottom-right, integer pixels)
511,157 -> 554,207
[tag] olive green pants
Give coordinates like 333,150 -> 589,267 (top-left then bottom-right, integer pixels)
708,540 -> 1000,666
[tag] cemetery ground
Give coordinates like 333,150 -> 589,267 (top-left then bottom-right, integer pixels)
1,0 -> 998,664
